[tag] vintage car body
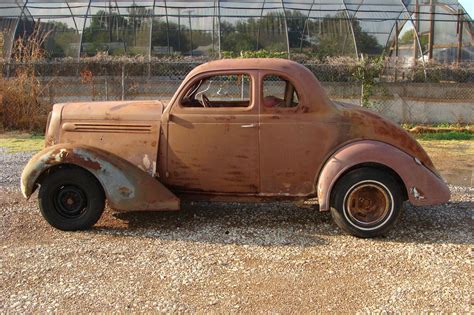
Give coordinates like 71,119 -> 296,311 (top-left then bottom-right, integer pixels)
21,58 -> 450,237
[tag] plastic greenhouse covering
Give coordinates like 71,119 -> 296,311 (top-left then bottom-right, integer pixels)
0,0 -> 472,63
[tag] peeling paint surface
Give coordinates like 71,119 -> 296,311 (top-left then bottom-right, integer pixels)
23,59 -> 449,213
21,144 -> 179,211
316,141 -> 450,211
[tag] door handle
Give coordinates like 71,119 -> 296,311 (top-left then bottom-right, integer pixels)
241,124 -> 257,128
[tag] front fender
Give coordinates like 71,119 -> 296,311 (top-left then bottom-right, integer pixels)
21,144 -> 179,211
317,140 -> 450,211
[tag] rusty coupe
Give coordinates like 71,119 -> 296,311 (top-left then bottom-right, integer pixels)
21,59 -> 450,237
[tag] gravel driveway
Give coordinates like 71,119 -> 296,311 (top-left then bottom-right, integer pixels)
0,148 -> 472,312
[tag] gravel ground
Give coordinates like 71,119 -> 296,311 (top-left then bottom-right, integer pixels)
0,148 -> 472,312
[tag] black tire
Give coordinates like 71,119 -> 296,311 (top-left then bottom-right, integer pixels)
330,167 -> 403,238
38,167 -> 105,231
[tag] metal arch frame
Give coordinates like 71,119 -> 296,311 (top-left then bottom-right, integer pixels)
163,0 -> 170,54
6,0 -> 29,61
78,0 -> 132,58
455,2 -> 474,49
384,0 -> 424,62
340,0 -> 424,62
435,2 -> 473,62
457,2 -> 473,22
216,0 -> 222,58
6,0 -> 472,62
385,0 -> 421,52
280,0 -> 290,57
130,0 -> 156,58
78,0 -> 92,59
299,0 -> 316,53
438,3 -> 473,44
255,0 -> 290,55
65,0 -> 80,33
16,0 -> 31,40
342,0 -> 366,59
341,0 -> 359,58
256,0 -> 266,51
181,8 -> 194,56
384,4 -> 410,54
148,0 -> 156,58
63,0 -> 83,59
111,0 -> 126,54
15,0 -> 89,60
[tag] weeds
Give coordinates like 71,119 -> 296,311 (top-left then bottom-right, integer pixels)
0,24 -> 51,132
352,54 -> 386,107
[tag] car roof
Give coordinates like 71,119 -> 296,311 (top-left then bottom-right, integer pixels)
184,58 -> 335,114
190,58 -> 311,75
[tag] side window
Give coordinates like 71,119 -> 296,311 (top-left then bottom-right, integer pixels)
181,74 -> 251,108
262,75 -> 299,108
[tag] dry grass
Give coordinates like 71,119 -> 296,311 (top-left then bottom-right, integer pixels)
0,74 -> 50,132
0,24 -> 51,132
419,140 -> 473,187
410,125 -> 472,134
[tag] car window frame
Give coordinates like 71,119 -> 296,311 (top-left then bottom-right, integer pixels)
261,72 -> 302,112
176,71 -> 255,112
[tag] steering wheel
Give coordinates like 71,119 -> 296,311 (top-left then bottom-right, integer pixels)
198,93 -> 210,107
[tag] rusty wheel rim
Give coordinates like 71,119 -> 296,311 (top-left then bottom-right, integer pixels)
344,181 -> 393,229
53,185 -> 87,219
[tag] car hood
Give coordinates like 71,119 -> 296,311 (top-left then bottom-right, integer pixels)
334,101 -> 436,173
60,100 -> 165,121
45,100 -> 166,175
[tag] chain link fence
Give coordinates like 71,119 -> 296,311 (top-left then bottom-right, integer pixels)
1,59 -> 473,124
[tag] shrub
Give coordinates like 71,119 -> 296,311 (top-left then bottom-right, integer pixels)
0,25 -> 51,132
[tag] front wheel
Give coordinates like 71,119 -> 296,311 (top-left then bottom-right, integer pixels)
330,167 -> 403,238
38,168 -> 105,231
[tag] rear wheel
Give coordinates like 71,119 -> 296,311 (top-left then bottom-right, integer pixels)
330,167 -> 403,238
38,168 -> 105,231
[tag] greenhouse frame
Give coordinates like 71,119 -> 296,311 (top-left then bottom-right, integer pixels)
0,0 -> 472,63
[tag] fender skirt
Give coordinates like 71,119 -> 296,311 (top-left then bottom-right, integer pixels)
317,140 -> 450,211
21,144 -> 180,211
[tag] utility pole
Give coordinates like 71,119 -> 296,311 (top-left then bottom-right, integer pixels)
456,9 -> 464,64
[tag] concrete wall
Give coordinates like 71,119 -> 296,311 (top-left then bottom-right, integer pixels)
325,82 -> 474,124
39,78 -> 474,124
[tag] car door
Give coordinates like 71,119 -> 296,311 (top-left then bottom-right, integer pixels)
163,71 -> 260,193
259,72 -> 328,196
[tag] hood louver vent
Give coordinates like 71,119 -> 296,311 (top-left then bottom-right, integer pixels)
62,123 -> 152,133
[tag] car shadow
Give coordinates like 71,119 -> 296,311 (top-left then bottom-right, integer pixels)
89,199 -> 472,246
91,201 -> 332,247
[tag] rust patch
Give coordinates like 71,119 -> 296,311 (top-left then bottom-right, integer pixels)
45,135 -> 55,147
65,153 -> 102,171
337,104 -> 435,171
214,116 -> 236,121
118,186 -> 133,198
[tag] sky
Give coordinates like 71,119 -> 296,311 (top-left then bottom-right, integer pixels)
459,0 -> 473,18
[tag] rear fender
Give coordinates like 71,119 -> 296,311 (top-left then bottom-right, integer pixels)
317,140 -> 450,211
21,144 -> 180,211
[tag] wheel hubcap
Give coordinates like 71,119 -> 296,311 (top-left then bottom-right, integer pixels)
345,183 -> 390,227
54,185 -> 87,218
